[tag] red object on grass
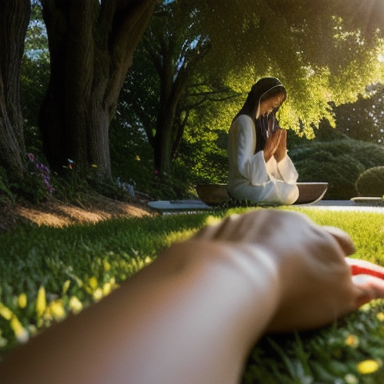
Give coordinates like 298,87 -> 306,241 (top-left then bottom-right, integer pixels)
347,258 -> 384,280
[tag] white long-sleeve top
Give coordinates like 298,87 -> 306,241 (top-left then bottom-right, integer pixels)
227,115 -> 299,204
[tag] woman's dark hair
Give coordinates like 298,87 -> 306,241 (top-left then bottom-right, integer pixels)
236,77 -> 286,120
235,77 -> 287,153
260,86 -> 286,104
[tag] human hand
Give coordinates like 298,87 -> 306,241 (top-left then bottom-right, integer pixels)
193,210 -> 384,332
263,130 -> 282,162
346,257 -> 384,306
273,129 -> 287,162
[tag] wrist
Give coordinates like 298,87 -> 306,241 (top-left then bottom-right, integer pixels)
158,240 -> 282,383
263,150 -> 272,162
180,240 -> 281,341
230,243 -> 282,342
274,150 -> 287,162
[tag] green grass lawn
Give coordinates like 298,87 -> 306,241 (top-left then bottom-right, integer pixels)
1,206 -> 384,383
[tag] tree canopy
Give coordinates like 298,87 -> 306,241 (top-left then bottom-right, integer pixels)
120,0 -> 240,177
116,0 -> 384,184
195,0 -> 384,135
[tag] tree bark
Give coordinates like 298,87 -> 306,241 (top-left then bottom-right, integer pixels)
39,0 -> 157,178
152,40 -> 182,176
147,32 -> 210,178
0,0 -> 31,178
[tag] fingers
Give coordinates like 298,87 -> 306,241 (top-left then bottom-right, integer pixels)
352,274 -> 384,308
346,257 -> 384,280
192,214 -> 241,241
193,211 -> 355,253
322,226 -> 356,256
346,258 -> 384,309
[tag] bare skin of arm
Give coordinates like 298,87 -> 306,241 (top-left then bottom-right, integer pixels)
1,210 -> 384,384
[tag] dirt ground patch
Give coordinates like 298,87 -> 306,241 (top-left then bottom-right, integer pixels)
0,195 -> 155,233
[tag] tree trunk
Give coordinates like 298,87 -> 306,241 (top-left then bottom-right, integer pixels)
153,103 -> 177,177
39,0 -> 156,178
144,18 -> 211,178
0,0 -> 31,179
151,40 -> 191,178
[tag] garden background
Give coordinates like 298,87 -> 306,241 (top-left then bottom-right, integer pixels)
1,0 -> 384,203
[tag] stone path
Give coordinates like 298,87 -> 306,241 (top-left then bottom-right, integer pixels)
150,199 -> 384,215
301,200 -> 384,214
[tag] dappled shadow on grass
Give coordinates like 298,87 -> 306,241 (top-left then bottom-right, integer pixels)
0,195 -> 153,232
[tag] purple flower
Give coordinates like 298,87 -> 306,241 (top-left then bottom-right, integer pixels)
27,153 -> 55,195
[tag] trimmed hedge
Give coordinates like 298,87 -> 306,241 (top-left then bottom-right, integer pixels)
289,138 -> 384,199
355,166 -> 384,197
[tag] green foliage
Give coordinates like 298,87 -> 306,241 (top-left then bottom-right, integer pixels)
0,168 -> 15,203
1,154 -> 55,204
244,303 -> 384,384
178,101 -> 235,185
198,0 -> 384,137
333,84 -> 384,144
118,0 -> 241,180
290,138 -> 384,199
15,0 -> 384,201
109,117 -> 195,199
288,207 -> 384,265
51,163 -> 130,204
10,0 -> 384,202
20,1 -> 49,152
0,212 -> 215,354
112,0 -> 384,190
356,166 -> 384,197
298,157 -> 363,199
119,0 -> 215,177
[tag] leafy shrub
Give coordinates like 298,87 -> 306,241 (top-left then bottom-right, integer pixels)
355,166 -> 384,197
295,155 -> 364,199
178,132 -> 228,186
0,167 -> 15,203
323,140 -> 353,157
350,142 -> 384,169
290,138 -> 384,199
4,154 -> 55,203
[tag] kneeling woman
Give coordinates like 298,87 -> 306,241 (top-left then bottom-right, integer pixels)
227,77 -> 299,205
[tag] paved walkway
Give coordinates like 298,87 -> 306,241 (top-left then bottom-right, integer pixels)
150,199 -> 384,214
300,200 -> 384,213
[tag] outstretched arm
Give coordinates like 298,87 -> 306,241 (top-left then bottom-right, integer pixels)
0,239 -> 281,384
1,210 -> 384,384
